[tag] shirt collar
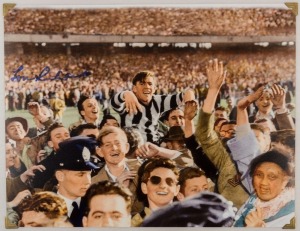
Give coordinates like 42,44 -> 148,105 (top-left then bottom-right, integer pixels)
57,191 -> 81,217
104,163 -> 129,182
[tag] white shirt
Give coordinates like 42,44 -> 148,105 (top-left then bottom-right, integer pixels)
57,191 -> 81,217
104,164 -> 130,182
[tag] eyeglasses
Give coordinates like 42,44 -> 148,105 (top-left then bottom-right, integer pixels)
148,175 -> 178,187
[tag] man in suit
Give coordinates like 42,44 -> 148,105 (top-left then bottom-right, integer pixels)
91,126 -> 142,214
54,136 -> 99,227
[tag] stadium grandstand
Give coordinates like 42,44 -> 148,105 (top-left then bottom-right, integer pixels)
4,6 -> 296,110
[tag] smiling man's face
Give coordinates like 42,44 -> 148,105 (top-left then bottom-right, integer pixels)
256,91 -> 273,115
132,76 -> 156,105
141,167 -> 180,210
98,132 -> 129,166
80,98 -> 99,123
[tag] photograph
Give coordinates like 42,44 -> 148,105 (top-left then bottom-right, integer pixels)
2,0 -> 296,229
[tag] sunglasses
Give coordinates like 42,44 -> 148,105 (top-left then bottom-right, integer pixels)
148,175 -> 178,187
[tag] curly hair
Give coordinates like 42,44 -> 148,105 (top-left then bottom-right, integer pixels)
16,191 -> 67,219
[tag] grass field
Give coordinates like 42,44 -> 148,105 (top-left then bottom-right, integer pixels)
5,106 -> 121,128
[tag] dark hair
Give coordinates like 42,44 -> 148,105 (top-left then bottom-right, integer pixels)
250,123 -> 266,134
46,122 -> 66,142
84,181 -> 132,216
141,158 -> 179,184
70,123 -> 98,137
178,167 -> 206,193
99,114 -> 119,129
249,150 -> 292,177
77,94 -> 93,119
219,121 -> 236,131
136,158 -> 179,205
122,127 -> 144,156
270,129 -> 295,151
132,71 -> 156,85
214,118 -> 227,129
160,107 -> 183,122
215,106 -> 227,112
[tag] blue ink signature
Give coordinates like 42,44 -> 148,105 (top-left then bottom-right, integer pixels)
10,65 -> 91,82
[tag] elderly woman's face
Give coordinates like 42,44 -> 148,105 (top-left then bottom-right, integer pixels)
253,162 -> 288,201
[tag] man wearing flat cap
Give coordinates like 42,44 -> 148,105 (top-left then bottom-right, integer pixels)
5,117 -> 32,171
54,136 -> 99,227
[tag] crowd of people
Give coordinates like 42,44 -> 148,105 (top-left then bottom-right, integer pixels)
4,45 -> 296,113
5,58 -> 295,227
4,8 -> 295,36
4,6 -> 296,228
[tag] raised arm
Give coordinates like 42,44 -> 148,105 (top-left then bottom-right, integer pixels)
202,59 -> 226,113
271,84 -> 295,129
237,86 -> 264,126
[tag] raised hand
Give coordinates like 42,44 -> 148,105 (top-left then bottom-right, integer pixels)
184,100 -> 198,121
238,86 -> 264,110
202,59 -> 226,113
123,91 -> 143,115
135,142 -> 159,159
27,102 -> 41,117
206,59 -> 226,91
20,164 -> 46,183
270,84 -> 286,110
7,189 -> 32,208
245,207 -> 266,227
116,170 -> 137,188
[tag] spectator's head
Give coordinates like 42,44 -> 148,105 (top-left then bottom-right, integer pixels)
214,106 -> 229,120
141,191 -> 235,227
96,126 -> 129,166
132,71 -> 156,105
177,167 -> 208,201
5,141 -> 17,169
140,158 -> 180,210
163,126 -> 185,150
46,122 -> 70,152
254,118 -> 276,133
214,117 -> 228,133
219,121 -> 236,139
82,181 -> 132,227
250,123 -> 271,153
77,94 -> 99,122
162,107 -> 185,127
55,137 -> 99,200
5,117 -> 28,141
122,127 -> 145,159
255,89 -> 273,115
70,123 -> 99,139
17,191 -> 70,227
99,114 -> 120,129
270,129 -> 295,159
250,150 -> 292,201
226,96 -> 235,108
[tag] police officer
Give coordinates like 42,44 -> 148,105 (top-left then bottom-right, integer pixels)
54,136 -> 99,227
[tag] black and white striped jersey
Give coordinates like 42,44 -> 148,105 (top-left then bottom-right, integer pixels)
111,91 -> 184,144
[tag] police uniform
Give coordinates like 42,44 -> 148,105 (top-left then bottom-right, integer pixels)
54,136 -> 99,227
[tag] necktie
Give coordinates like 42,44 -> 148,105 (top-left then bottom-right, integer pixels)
69,201 -> 80,225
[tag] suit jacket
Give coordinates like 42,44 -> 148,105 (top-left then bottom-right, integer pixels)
68,197 -> 87,227
91,159 -> 143,214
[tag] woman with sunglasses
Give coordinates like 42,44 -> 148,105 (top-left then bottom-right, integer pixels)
131,158 -> 180,227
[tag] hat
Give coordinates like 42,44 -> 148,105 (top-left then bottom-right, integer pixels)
5,117 -> 28,133
163,126 -> 185,141
55,136 -> 100,171
249,150 -> 291,176
141,191 -> 235,227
